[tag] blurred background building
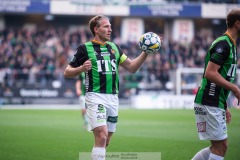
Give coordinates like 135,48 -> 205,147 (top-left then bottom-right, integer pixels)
0,0 -> 240,108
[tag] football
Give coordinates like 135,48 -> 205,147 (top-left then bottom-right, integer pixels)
139,32 -> 161,54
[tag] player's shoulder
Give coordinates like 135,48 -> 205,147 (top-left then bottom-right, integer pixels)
76,44 -> 85,51
213,34 -> 232,46
107,41 -> 123,52
75,41 -> 92,52
106,41 -> 116,45
211,35 -> 231,51
211,43 -> 230,56
78,41 -> 92,48
106,41 -> 119,48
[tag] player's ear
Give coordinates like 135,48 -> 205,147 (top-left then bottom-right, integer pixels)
235,20 -> 240,29
94,26 -> 98,35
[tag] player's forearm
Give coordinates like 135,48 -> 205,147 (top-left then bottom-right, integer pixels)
128,51 -> 148,73
205,70 -> 237,92
64,65 -> 84,78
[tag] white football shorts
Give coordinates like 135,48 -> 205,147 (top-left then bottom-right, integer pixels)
85,92 -> 119,132
194,103 -> 227,140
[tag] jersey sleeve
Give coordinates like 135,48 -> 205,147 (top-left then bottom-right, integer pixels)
78,74 -> 82,81
69,45 -> 88,67
116,44 -> 128,64
78,73 -> 84,81
209,41 -> 230,66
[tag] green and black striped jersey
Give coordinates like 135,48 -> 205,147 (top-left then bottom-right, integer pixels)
70,40 -> 127,94
194,33 -> 237,109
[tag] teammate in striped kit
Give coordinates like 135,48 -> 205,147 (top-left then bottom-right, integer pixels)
75,72 -> 90,131
192,9 -> 240,160
64,15 -> 150,160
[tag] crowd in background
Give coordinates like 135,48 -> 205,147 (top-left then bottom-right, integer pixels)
0,25 -> 240,96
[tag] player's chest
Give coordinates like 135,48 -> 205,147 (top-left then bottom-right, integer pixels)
87,47 -> 117,61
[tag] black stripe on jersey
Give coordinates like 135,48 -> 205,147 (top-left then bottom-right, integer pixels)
107,44 -> 117,93
202,80 -> 221,107
81,45 -> 93,92
115,45 -> 124,66
93,44 -> 106,93
87,70 -> 93,92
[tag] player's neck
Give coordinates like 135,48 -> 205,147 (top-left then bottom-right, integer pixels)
93,37 -> 107,45
226,29 -> 237,45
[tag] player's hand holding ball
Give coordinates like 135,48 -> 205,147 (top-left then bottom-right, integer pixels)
139,32 -> 161,54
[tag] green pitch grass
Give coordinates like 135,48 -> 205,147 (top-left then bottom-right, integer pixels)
0,108 -> 239,160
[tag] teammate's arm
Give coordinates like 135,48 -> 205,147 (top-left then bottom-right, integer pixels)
120,51 -> 148,73
226,108 -> 232,124
76,80 -> 82,96
205,62 -> 240,101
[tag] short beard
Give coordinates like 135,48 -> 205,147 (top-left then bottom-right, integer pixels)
238,28 -> 240,37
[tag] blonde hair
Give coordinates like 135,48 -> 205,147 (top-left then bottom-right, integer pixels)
89,15 -> 109,36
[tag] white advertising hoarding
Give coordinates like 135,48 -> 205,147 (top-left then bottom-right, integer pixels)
50,0 -> 129,16
131,95 -> 195,109
121,18 -> 144,44
201,4 -> 227,18
172,19 -> 194,45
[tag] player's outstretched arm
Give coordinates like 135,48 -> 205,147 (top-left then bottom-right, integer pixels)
120,51 -> 148,73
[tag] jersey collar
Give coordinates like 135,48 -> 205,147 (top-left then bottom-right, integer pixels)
91,39 -> 107,46
225,31 -> 236,45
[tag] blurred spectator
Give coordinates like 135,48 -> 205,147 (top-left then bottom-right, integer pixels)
0,24 -> 239,97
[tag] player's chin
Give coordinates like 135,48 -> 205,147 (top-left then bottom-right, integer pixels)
105,36 -> 111,41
